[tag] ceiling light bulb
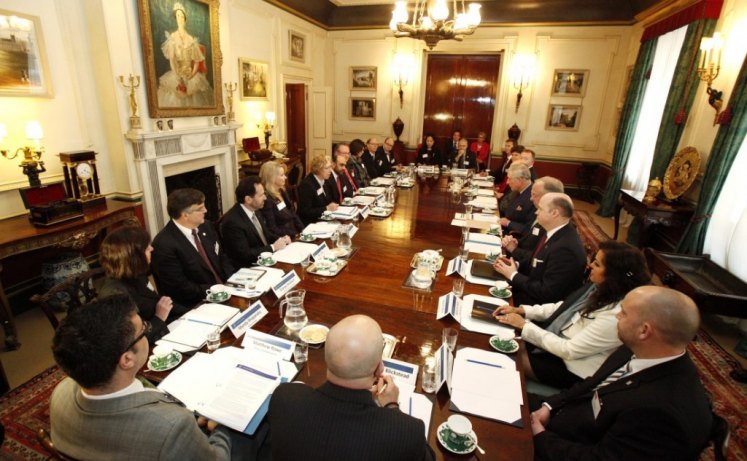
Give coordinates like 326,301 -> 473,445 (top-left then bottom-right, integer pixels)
431,0 -> 449,21
25,121 -> 43,141
420,15 -> 434,29
467,4 -> 482,26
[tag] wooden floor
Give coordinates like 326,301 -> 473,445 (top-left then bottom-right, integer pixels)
1,198 -> 745,391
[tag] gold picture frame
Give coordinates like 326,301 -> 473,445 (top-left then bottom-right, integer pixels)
289,30 -> 305,63
663,146 -> 700,200
551,69 -> 589,97
0,9 -> 53,98
239,58 -> 269,101
546,104 -> 582,131
350,97 -> 376,120
350,66 -> 377,91
137,0 -> 224,118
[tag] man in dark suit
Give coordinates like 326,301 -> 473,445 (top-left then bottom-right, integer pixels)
374,137 -> 398,176
220,176 -> 291,268
297,154 -> 339,225
151,188 -> 234,307
532,286 -> 713,461
363,138 -> 381,179
499,163 -> 535,235
521,149 -> 538,182
331,147 -> 356,200
494,193 -> 586,305
448,138 -> 478,169
446,129 -> 462,159
269,315 -> 435,461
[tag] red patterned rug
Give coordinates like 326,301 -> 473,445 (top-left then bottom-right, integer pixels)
0,336 -> 743,460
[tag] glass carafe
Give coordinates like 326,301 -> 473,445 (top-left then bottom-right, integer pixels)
279,289 -> 308,331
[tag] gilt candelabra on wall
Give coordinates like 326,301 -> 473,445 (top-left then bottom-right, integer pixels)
696,32 -> 724,125
119,74 -> 142,133
0,122 -> 46,187
224,82 -> 237,122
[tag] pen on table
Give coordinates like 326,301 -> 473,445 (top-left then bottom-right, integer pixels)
466,358 -> 503,369
185,318 -> 220,327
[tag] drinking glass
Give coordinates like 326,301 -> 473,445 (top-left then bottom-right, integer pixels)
421,355 -> 438,393
443,327 -> 458,352
459,246 -> 470,262
452,278 -> 465,297
294,341 -> 309,364
206,329 -> 221,353
464,204 -> 473,221
300,253 -> 311,269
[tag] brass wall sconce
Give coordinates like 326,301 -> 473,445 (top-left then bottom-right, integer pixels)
392,52 -> 413,109
697,32 -> 724,125
511,53 -> 536,113
0,121 -> 46,187
255,111 -> 276,149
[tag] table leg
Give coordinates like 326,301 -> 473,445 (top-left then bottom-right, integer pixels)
0,263 -> 20,350
613,201 -> 622,240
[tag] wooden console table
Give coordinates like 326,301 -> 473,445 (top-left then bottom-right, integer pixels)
0,200 -> 142,350
614,189 -> 694,249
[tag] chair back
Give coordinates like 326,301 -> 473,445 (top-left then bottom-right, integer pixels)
37,428 -> 81,461
710,412 -> 730,461
30,267 -> 105,330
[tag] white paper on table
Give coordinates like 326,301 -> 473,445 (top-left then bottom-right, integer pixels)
157,352 -> 221,410
473,213 -> 499,223
463,260 -> 497,287
241,328 -> 295,361
327,206 -> 358,220
227,301 -> 267,339
227,267 -> 284,295
371,177 -> 395,186
476,189 -> 495,197
351,195 -> 376,206
222,347 -> 299,382
459,294 -> 514,338
472,179 -> 495,189
159,319 -> 216,350
403,393 -> 433,439
437,292 -> 462,320
183,303 -> 239,328
464,232 -> 502,255
450,218 -> 494,231
467,196 -> 498,208
273,242 -> 317,264
302,222 -> 340,239
383,357 -> 419,387
361,186 -> 386,196
451,168 -> 469,176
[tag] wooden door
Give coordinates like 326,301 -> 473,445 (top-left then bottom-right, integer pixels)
285,83 -> 307,160
422,54 -> 501,151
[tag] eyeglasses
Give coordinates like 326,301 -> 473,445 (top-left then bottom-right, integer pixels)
186,205 -> 207,214
124,320 -> 150,353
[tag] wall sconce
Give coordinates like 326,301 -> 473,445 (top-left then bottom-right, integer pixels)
255,111 -> 276,149
392,52 -> 413,109
697,32 -> 724,124
510,53 -> 536,113
0,121 -> 47,187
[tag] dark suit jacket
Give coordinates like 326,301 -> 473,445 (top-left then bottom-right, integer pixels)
350,157 -> 371,187
503,185 -> 536,235
490,157 -> 513,184
374,147 -> 398,176
260,190 -> 303,238
448,150 -> 478,169
535,347 -> 712,461
269,381 -> 435,461
512,223 -> 586,305
297,173 -> 333,225
362,151 -> 379,179
508,222 -> 544,268
416,147 -> 443,166
220,202 -> 280,269
151,220 -> 233,307
328,172 -> 355,201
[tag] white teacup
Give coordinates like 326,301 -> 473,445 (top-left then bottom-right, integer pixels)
494,280 -> 509,290
206,284 -> 229,299
259,252 -> 273,264
152,344 -> 173,359
447,414 -> 472,436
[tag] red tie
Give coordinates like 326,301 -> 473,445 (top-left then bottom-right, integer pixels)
532,234 -> 547,259
343,169 -> 358,192
192,229 -> 222,284
336,176 -> 343,199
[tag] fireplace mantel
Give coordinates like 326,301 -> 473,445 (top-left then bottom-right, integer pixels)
126,124 -> 241,233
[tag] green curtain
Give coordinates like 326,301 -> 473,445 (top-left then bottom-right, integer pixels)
678,55 -> 747,254
597,39 -> 658,217
648,19 -> 718,179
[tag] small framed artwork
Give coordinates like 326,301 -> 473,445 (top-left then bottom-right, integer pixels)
0,9 -> 53,97
350,66 -> 377,91
551,69 -> 589,97
547,104 -> 582,131
289,30 -> 305,63
350,97 -> 376,120
239,58 -> 269,100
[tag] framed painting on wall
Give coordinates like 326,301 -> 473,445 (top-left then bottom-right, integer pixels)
551,69 -> 589,97
547,104 -> 582,131
289,30 -> 305,63
137,0 -> 224,118
239,58 -> 269,100
0,9 -> 53,97
350,97 -> 376,120
350,67 -> 377,91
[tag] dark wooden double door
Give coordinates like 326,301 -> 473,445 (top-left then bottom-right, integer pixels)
422,54 -> 501,153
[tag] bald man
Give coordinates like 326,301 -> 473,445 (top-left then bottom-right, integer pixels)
532,286 -> 713,460
494,193 -> 587,305
269,315 -> 434,461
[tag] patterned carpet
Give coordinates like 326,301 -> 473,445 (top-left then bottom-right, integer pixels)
0,328 -> 744,459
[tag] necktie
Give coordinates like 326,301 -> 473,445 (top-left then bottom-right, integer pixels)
343,169 -> 358,192
594,360 -> 631,391
191,229 -> 222,284
336,176 -> 343,200
531,234 -> 547,259
250,212 -> 268,246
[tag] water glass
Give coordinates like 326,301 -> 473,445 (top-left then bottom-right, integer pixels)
294,341 -> 309,364
206,329 -> 221,353
459,246 -> 470,262
300,253 -> 311,269
421,356 -> 438,394
452,278 -> 465,297
443,327 -> 458,352
464,204 -> 473,221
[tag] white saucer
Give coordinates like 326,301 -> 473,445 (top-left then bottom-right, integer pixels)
436,422 -> 477,454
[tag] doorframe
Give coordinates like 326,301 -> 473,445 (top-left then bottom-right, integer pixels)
280,73 -> 312,154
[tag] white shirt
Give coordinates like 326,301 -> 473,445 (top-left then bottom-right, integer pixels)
81,379 -> 158,400
173,220 -> 198,251
626,351 -> 686,376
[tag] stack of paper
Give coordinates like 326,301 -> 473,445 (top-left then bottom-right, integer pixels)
371,177 -> 395,186
472,179 -> 495,188
351,195 -> 376,206
360,186 -> 386,196
158,303 -> 240,351
272,241 -> 317,264
464,232 -> 502,255
227,267 -> 285,297
382,358 -> 433,438
301,222 -> 340,239
450,347 -> 523,427
467,196 -> 498,209
326,206 -> 359,220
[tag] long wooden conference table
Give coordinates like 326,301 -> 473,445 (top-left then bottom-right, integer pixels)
145,173 -> 534,460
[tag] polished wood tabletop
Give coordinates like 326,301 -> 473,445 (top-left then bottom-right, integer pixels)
145,173 -> 533,460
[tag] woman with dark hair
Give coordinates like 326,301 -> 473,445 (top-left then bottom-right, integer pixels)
494,240 -> 651,388
416,134 -> 443,166
99,226 -> 187,345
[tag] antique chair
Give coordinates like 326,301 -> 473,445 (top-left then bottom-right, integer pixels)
709,412 -> 730,461
37,429 -> 80,461
30,267 -> 105,330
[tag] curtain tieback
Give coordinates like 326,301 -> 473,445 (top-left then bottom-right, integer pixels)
691,214 -> 712,223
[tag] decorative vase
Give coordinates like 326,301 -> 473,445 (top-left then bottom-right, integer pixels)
508,123 -> 521,142
392,117 -> 405,142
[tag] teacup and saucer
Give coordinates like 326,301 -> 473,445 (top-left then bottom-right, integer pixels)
437,415 -> 477,454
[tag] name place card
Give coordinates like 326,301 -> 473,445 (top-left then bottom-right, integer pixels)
271,270 -> 301,298
241,329 -> 295,361
228,301 -> 268,339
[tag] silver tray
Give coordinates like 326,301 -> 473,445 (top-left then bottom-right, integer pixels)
307,259 -> 348,277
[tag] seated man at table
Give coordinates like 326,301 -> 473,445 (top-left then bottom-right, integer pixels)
499,163 -> 535,236
363,138 -> 380,179
297,154 -> 339,225
493,193 -> 586,305
151,188 -> 234,307
331,146 -> 357,199
521,149 -> 538,182
269,315 -> 435,461
531,286 -> 713,461
50,295 -> 255,460
448,138 -> 478,170
374,137 -> 398,176
221,176 -> 291,268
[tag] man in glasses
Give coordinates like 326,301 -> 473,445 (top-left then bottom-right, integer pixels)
151,188 -> 234,307
50,295 -> 262,460
374,137 -> 398,176
363,137 -> 380,179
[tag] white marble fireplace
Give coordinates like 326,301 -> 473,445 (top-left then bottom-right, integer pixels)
126,124 -> 240,232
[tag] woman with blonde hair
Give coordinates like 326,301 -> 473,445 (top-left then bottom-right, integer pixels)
296,154 -> 339,224
259,161 -> 304,237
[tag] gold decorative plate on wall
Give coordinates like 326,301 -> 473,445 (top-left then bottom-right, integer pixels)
663,146 -> 700,200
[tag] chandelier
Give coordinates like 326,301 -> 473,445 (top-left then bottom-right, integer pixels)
390,0 -> 482,50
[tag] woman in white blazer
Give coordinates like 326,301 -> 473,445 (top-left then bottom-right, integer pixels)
494,240 -> 650,388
